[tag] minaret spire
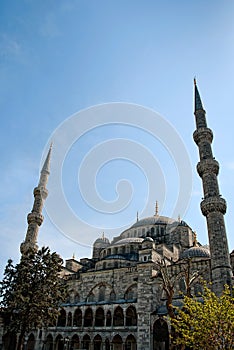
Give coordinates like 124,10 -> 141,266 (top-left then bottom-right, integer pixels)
193,81 -> 232,294
20,146 -> 52,256
38,142 -> 52,191
194,77 -> 204,111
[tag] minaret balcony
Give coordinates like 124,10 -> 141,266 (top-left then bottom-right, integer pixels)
27,212 -> 44,226
193,127 -> 213,145
197,159 -> 219,177
200,196 -> 227,216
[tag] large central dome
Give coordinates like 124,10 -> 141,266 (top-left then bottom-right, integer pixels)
130,215 -> 177,228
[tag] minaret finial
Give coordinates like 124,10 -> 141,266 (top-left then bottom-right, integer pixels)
194,78 -> 204,112
155,201 -> 158,216
178,214 -> 181,222
137,211 -> 139,222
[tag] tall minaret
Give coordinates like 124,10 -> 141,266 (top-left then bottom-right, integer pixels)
193,80 -> 232,294
20,145 -> 52,255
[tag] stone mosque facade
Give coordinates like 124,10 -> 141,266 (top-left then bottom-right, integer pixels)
1,82 -> 234,350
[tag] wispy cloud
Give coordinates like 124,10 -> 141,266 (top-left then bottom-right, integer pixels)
0,33 -> 22,59
39,13 -> 60,39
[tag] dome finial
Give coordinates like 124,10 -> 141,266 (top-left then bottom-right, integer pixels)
155,200 -> 159,216
193,231 -> 198,246
72,252 -> 75,259
178,214 -> 181,222
102,232 -> 105,240
137,211 -> 139,222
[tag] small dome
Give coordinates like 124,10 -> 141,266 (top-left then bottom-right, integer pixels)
182,246 -> 210,259
93,236 -> 110,248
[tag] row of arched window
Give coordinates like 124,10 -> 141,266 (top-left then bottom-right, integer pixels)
67,285 -> 136,304
57,306 -> 137,328
100,245 -> 139,259
44,333 -> 137,350
3,332 -> 137,350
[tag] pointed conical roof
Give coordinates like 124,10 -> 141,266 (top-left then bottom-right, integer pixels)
194,78 -> 204,111
38,144 -> 52,188
41,143 -> 52,174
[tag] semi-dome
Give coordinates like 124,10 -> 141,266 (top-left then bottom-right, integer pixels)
112,237 -> 144,246
131,215 -> 177,228
182,246 -> 210,259
143,237 -> 154,242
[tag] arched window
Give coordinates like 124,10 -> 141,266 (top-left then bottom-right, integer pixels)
126,306 -> 137,326
125,335 -> 137,350
106,310 -> 112,327
55,335 -> 63,350
153,317 -> 169,349
44,334 -> 53,350
98,285 -> 105,301
82,335 -> 91,350
71,335 -> 79,350
93,334 -> 102,350
26,333 -> 35,350
74,293 -> 80,303
67,312 -> 72,327
112,335 -> 123,347
84,308 -> 93,327
125,285 -> 137,300
110,290 -> 116,301
73,308 -> 82,327
57,309 -> 66,327
95,307 -> 104,327
87,292 -> 95,302
156,226 -> 159,236
179,278 -> 186,294
113,306 -> 124,326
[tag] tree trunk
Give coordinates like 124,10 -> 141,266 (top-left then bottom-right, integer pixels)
16,330 -> 25,350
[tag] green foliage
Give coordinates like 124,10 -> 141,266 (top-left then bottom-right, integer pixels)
0,247 -> 67,335
171,284 -> 234,350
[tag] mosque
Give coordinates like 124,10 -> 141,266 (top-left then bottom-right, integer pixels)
1,82 -> 234,350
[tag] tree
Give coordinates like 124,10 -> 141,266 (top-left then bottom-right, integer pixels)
156,259 -> 176,319
155,259 -> 201,318
171,284 -> 234,350
0,247 -> 67,350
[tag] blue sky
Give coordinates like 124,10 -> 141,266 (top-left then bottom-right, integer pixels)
1,0 -> 234,276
